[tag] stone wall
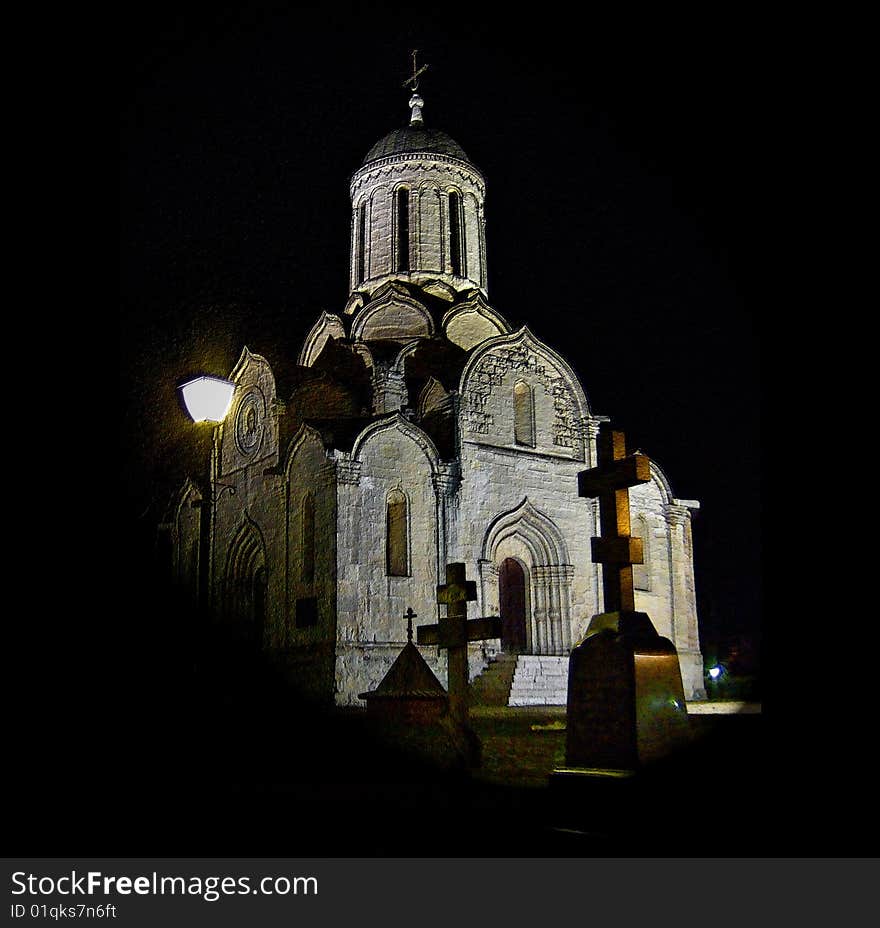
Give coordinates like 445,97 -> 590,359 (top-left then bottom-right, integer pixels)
350,153 -> 487,294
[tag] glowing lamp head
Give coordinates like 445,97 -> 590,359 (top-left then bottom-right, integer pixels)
708,665 -> 722,681
180,376 -> 236,423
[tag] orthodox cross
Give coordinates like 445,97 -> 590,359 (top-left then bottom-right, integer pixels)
403,606 -> 417,643
402,49 -> 429,91
578,427 -> 651,613
417,562 -> 501,727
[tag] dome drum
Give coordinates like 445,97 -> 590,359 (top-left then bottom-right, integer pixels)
350,149 -> 487,297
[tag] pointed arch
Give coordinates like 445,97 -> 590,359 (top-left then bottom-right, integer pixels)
459,326 -> 591,459
171,477 -> 203,597
441,293 -> 510,350
648,459 -> 675,504
282,422 -> 326,478
459,326 -> 591,422
223,515 -> 268,646
480,498 -> 574,655
350,288 -> 435,344
298,312 -> 347,368
481,497 -> 570,567
228,345 -> 272,385
350,413 -> 441,478
417,377 -> 450,417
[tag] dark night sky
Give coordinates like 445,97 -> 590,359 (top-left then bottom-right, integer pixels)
120,2 -> 761,664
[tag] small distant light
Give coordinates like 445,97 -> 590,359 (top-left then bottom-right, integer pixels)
708,666 -> 722,680
671,699 -> 681,710
180,376 -> 236,423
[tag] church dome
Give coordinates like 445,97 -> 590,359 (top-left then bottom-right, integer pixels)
363,125 -> 471,165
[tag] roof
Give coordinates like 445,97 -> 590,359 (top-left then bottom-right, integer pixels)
360,642 -> 448,701
363,125 -> 470,165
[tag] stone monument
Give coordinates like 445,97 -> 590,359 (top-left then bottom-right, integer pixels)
417,562 -> 502,766
562,427 -> 689,773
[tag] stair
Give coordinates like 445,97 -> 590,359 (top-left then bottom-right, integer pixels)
507,655 -> 568,706
468,653 -> 519,706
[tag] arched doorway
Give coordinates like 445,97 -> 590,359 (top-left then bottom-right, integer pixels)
224,518 -> 268,649
480,499 -> 575,655
499,558 -> 527,653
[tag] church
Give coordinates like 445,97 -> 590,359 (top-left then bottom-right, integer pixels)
169,81 -> 706,706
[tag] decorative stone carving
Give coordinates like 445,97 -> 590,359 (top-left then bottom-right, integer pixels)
371,363 -> 409,414
432,461 -> 461,497
663,503 -> 690,527
234,389 -> 265,457
464,341 -> 580,448
351,155 -> 485,201
334,458 -> 362,486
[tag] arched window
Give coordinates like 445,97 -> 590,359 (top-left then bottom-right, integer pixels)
513,380 -> 535,447
300,492 -> 315,586
396,188 -> 410,272
357,202 -> 366,283
633,515 -> 651,591
386,489 -> 409,576
448,191 -> 464,276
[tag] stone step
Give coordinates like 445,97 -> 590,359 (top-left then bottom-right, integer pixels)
507,655 -> 568,707
469,653 -> 519,707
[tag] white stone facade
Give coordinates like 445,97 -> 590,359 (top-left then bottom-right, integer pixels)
170,97 -> 706,705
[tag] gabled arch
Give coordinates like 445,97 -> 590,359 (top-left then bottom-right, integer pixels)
459,326 -> 590,421
417,376 -> 450,417
282,422 -> 326,478
228,345 -> 273,386
350,413 -> 441,478
482,498 -> 570,567
420,278 -> 458,303
172,476 -> 203,525
351,288 -> 435,344
648,459 -> 675,505
442,293 -> 511,350
171,476 -> 203,591
298,312 -> 347,368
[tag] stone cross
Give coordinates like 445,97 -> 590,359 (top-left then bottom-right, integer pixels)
417,562 -> 502,729
578,427 -> 651,613
402,49 -> 429,91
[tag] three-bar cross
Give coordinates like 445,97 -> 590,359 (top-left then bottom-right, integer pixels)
578,427 -> 651,613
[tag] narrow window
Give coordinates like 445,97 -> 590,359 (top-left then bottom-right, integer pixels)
301,493 -> 315,586
295,596 -> 319,628
357,203 -> 366,283
513,380 -> 535,447
386,489 -> 409,576
396,188 -> 410,271
449,191 -> 463,276
633,515 -> 651,591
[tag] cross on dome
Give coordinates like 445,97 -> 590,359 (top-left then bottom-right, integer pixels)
402,49 -> 428,125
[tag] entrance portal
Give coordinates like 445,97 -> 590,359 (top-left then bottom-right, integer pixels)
499,557 -> 527,653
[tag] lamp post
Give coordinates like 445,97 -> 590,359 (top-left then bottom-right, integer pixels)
179,375 -> 237,616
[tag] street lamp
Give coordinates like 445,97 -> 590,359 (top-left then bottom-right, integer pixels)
178,374 -> 237,616
179,375 -> 237,423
